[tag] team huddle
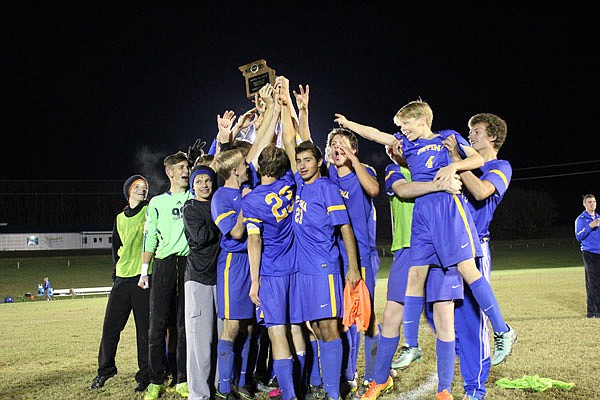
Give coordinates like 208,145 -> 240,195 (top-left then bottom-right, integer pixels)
91,76 -> 516,400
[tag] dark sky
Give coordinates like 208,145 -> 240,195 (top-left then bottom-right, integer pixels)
6,5 -> 598,223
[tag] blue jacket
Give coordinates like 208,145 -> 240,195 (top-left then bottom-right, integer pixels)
575,211 -> 600,253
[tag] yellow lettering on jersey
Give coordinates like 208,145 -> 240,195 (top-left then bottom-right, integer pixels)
416,144 -> 442,155
339,190 -> 349,199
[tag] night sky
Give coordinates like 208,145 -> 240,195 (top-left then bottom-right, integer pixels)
6,5 -> 598,226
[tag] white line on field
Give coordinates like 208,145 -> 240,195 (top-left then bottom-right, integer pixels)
394,372 -> 438,400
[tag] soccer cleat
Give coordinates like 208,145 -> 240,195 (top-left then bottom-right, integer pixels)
360,376 -> 393,400
391,345 -> 422,369
491,324 -> 517,366
89,372 -> 116,389
304,384 -> 327,400
144,383 -> 164,400
216,390 -> 240,400
175,382 -> 189,397
268,388 -> 282,400
435,389 -> 453,400
234,384 -> 255,400
257,377 -> 279,392
352,379 -> 371,399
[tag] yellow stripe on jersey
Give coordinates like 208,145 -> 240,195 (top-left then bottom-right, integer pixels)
327,204 -> 346,214
215,210 -> 236,226
452,194 -> 476,258
244,217 -> 263,224
328,274 -> 337,317
385,170 -> 398,181
489,169 -> 508,188
224,252 -> 232,319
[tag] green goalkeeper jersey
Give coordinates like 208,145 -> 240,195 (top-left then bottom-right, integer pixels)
143,190 -> 193,259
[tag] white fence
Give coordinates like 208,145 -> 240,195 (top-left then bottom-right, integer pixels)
0,231 -> 112,251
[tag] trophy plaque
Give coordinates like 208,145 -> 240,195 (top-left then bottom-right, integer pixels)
239,59 -> 276,99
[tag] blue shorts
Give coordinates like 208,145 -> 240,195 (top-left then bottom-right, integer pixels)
217,252 -> 254,320
425,265 -> 464,303
410,193 -> 482,267
387,248 -> 410,303
298,273 -> 343,321
259,273 -> 303,326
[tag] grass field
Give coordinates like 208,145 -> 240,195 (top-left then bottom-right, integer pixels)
0,241 -> 596,399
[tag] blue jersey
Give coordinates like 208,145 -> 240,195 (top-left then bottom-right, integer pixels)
575,210 -> 600,253
328,164 -> 377,269
466,159 -> 512,241
242,170 -> 296,276
211,186 -> 247,253
293,173 -> 349,275
394,130 -> 468,182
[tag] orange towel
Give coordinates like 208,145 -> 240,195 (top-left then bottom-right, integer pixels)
342,279 -> 372,332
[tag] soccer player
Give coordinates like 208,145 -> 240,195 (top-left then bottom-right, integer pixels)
212,83 -> 281,400
243,142 -> 304,400
141,152 -> 193,400
293,141 -> 361,400
325,128 -> 380,393
442,113 -> 513,399
335,101 -> 516,399
91,175 -> 151,393
182,165 -> 222,399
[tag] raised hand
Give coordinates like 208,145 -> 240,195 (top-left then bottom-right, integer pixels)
333,113 -> 348,128
187,139 -> 206,165
293,84 -> 310,111
234,107 -> 258,132
258,83 -> 274,106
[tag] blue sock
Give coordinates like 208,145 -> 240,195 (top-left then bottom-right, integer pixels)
469,277 -> 508,333
364,325 -> 381,381
350,325 -> 359,380
320,339 -> 342,399
403,296 -> 424,347
295,351 -> 306,388
342,327 -> 356,381
238,335 -> 251,386
309,340 -> 321,386
217,339 -> 234,394
436,338 -> 455,393
373,335 -> 399,384
273,358 -> 296,400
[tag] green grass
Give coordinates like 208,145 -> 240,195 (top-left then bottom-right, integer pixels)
0,241 -> 594,399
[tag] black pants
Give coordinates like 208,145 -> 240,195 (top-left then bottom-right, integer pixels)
148,255 -> 187,384
582,251 -> 600,317
97,275 -> 150,384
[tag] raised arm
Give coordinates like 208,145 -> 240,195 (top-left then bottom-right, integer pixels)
293,84 -> 311,142
334,113 -> 396,146
246,84 -> 279,166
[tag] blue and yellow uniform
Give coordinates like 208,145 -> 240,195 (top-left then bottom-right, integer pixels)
292,173 -> 349,321
211,186 -> 254,320
242,170 -> 301,326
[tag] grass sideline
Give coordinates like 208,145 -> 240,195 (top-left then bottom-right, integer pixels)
1,241 -> 596,399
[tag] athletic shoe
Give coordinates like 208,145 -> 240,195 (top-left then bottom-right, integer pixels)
304,384 -> 327,400
234,384 -> 255,400
435,389 -> 453,400
391,345 -> 422,369
89,372 -> 116,389
360,376 -> 393,400
134,382 -> 149,392
462,395 -> 481,400
175,382 -> 189,398
352,380 -> 371,399
216,390 -> 240,400
257,377 -> 279,392
144,383 -> 164,400
491,324 -> 517,366
268,388 -> 282,400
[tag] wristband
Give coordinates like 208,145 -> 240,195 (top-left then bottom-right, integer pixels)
140,263 -> 149,277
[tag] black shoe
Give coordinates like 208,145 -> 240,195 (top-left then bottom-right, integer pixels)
89,373 -> 116,389
233,385 -> 255,400
134,381 -> 149,392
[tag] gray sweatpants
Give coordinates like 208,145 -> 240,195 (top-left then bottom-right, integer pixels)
184,280 -> 223,399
